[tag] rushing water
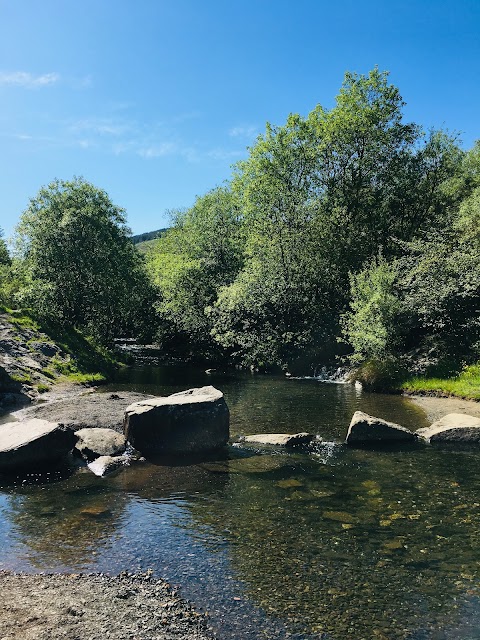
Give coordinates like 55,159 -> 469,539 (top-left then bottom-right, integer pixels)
1,364 -> 480,639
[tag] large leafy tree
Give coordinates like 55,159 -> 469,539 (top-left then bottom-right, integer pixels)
15,178 -> 157,343
147,186 -> 244,354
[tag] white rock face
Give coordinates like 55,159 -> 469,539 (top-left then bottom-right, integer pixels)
123,386 -> 230,456
0,418 -> 76,471
87,454 -> 129,477
417,413 -> 480,443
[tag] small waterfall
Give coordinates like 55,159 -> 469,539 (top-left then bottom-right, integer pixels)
289,366 -> 351,384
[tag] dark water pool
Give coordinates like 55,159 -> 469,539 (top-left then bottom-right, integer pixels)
1,365 -> 479,639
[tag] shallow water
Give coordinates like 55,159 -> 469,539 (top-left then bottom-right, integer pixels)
1,365 -> 479,639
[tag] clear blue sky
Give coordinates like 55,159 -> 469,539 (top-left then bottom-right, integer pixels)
1,0 -> 479,239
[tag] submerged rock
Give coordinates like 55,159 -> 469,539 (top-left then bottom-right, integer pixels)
123,386 -> 229,456
417,413 -> 480,444
241,432 -> 314,447
0,418 -> 76,471
345,411 -> 416,446
75,427 -> 127,461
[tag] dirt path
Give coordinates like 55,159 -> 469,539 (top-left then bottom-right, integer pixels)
407,394 -> 480,423
0,572 -> 215,640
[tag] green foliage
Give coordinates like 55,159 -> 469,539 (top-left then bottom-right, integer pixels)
14,177 -> 158,344
354,358 -> 407,392
147,187 -> 244,355
343,257 -> 402,363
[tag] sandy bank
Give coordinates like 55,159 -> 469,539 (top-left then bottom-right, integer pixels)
408,394 -> 480,423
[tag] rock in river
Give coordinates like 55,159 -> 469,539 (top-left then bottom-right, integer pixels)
124,386 -> 230,456
417,413 -> 480,444
87,454 -> 129,477
0,418 -> 76,471
74,427 -> 127,461
241,432 -> 314,447
345,411 -> 416,446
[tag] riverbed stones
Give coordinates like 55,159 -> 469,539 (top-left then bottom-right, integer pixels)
74,427 -> 127,461
123,386 -> 230,455
416,413 -> 480,444
241,432 -> 314,447
345,411 -> 416,446
0,418 -> 76,471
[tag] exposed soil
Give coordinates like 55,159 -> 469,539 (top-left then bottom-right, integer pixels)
0,571 -> 215,640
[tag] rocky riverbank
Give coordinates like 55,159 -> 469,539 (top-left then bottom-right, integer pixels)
0,571 -> 215,640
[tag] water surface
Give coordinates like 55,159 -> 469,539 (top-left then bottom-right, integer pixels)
1,365 -> 479,639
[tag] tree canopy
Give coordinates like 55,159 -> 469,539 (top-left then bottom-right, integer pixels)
14,178 -> 157,343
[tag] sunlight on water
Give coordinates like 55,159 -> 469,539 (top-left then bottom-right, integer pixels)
0,365 -> 479,639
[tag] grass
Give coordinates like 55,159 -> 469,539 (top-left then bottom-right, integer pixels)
402,363 -> 480,401
3,308 -> 126,389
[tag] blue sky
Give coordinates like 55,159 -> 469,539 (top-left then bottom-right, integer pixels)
1,0 -> 479,239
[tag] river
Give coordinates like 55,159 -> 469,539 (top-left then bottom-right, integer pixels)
0,363 -> 479,639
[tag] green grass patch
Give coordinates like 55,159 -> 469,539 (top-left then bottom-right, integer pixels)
63,372 -> 107,385
36,383 -> 50,393
402,363 -> 480,401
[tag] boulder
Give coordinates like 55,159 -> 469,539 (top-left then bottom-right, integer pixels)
124,386 -> 229,455
0,418 -> 76,471
74,428 -> 127,461
345,411 -> 416,446
416,413 -> 480,444
241,432 -> 314,447
87,455 -> 129,477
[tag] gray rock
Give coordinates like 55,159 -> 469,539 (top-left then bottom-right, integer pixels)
417,413 -> 480,443
0,418 -> 76,471
74,428 -> 127,461
87,455 -> 129,477
124,386 -> 230,455
345,411 -> 416,446
242,432 -> 314,447
15,392 -> 153,433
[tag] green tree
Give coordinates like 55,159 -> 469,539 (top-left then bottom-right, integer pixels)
147,186 -> 244,355
15,178 -> 157,343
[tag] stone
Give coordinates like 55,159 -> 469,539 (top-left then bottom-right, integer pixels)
123,386 -> 229,456
241,432 -> 314,447
416,413 -> 480,444
87,455 -> 129,477
74,428 -> 127,461
345,411 -> 416,446
0,418 -> 76,471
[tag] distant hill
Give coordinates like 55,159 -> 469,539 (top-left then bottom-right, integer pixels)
131,228 -> 167,244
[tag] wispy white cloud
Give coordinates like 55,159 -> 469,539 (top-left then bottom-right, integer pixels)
69,117 -> 132,137
229,124 -> 258,139
137,143 -> 177,158
0,71 -> 60,88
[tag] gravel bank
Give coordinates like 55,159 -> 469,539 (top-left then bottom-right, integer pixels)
0,571 -> 215,640
408,394 -> 480,423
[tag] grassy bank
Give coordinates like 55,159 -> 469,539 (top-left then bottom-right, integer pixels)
401,364 -> 480,401
1,308 -> 127,397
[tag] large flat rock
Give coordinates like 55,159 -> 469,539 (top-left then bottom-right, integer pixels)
417,413 -> 480,443
345,411 -> 416,446
14,392 -> 152,433
0,418 -> 76,471
124,386 -> 230,455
